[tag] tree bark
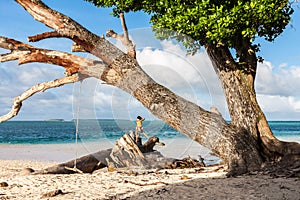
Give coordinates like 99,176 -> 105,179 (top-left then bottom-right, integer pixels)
206,42 -> 300,175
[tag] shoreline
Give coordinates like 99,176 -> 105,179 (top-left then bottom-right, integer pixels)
0,135 -> 298,165
0,138 -> 221,164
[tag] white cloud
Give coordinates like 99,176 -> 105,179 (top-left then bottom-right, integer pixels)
258,95 -> 294,112
256,61 -> 300,96
257,94 -> 300,120
0,62 -> 74,120
255,61 -> 300,119
137,41 -> 214,89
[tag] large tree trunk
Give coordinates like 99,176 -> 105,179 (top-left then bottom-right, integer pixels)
99,54 -> 265,175
206,42 -> 300,176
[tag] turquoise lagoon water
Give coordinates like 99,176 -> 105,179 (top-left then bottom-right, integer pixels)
0,120 -> 299,144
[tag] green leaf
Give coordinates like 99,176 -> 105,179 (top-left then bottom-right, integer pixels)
85,0 -> 294,52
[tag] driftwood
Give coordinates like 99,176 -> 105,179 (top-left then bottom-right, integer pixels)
41,189 -> 65,198
28,134 -> 205,175
164,157 -> 205,169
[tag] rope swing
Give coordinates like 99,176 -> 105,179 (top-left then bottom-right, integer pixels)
65,81 -> 83,174
74,81 -> 81,168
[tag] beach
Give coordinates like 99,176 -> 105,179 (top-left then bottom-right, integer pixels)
0,160 -> 299,199
0,140 -> 299,199
0,138 -> 216,162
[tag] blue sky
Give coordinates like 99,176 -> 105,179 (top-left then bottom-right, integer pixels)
0,0 -> 300,121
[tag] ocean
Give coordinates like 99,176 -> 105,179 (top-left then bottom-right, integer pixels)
0,120 -> 299,163
0,120 -> 299,144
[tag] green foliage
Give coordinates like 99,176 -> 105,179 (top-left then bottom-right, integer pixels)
85,0 -> 293,52
84,0 -> 143,16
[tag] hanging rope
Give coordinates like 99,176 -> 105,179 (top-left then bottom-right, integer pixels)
65,81 -> 83,174
74,81 -> 81,168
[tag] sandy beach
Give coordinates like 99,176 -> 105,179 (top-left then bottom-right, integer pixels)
0,141 -> 299,199
0,160 -> 299,200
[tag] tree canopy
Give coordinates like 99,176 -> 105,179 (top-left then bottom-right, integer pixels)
85,0 -> 293,55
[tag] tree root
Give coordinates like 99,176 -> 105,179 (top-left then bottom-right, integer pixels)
260,154 -> 300,178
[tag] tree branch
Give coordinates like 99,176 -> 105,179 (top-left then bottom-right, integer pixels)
106,12 -> 136,58
120,12 -> 129,41
29,31 -> 89,53
28,31 -> 62,42
0,35 -> 118,122
15,0 -> 124,65
0,36 -> 108,76
0,74 -> 80,123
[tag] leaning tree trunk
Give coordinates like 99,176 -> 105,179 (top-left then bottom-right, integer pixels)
98,53 -> 266,175
206,42 -> 300,175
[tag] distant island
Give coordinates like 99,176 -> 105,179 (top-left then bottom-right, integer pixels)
45,119 -> 65,122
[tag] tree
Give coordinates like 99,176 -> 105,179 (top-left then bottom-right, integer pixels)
0,0 -> 299,176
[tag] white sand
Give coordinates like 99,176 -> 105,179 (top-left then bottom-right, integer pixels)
0,138 -> 220,164
0,139 -> 299,199
0,160 -> 299,200
0,160 -> 227,199
0,142 -> 114,162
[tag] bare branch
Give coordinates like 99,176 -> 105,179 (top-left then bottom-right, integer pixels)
0,35 -> 112,122
0,36 -> 108,76
106,12 -> 136,58
0,36 -> 32,51
0,74 -> 80,123
28,31 -> 62,42
15,0 -> 124,65
120,12 -> 129,41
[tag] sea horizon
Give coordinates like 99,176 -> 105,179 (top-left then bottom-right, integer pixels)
0,119 -> 299,163
0,119 -> 299,144
6,118 -> 300,122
